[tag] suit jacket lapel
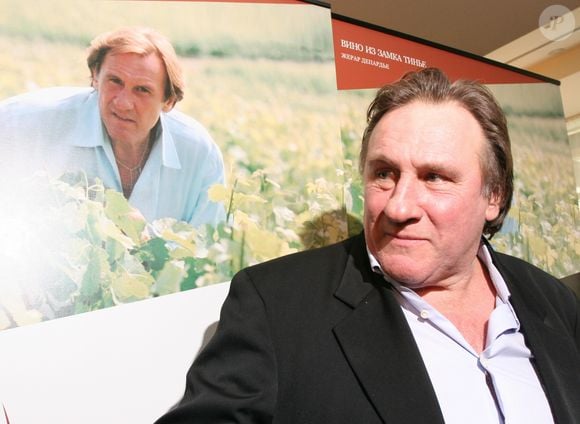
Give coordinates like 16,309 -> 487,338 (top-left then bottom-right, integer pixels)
492,249 -> 580,423
510,301 -> 580,423
332,236 -> 444,423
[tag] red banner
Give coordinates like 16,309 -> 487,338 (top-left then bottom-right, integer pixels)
332,18 -> 547,90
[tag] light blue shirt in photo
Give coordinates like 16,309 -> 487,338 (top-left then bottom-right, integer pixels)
0,87 -> 225,228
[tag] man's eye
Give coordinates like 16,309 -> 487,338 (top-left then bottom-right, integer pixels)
426,173 -> 443,182
136,86 -> 151,94
109,77 -> 122,85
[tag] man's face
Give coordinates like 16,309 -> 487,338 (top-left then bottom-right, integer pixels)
93,52 -> 174,146
363,100 -> 500,289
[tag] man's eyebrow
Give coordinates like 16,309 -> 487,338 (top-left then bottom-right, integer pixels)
419,162 -> 447,172
366,155 -> 396,167
103,71 -> 121,79
136,84 -> 154,92
367,156 -> 456,174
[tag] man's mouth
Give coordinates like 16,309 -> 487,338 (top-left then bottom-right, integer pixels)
389,233 -> 422,240
384,231 -> 426,244
112,112 -> 134,123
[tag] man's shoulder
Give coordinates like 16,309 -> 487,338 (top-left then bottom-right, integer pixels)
162,108 -> 214,144
224,234 -> 367,313
160,108 -> 223,163
0,87 -> 98,145
239,234 -> 365,289
492,248 -> 577,305
493,250 -> 561,284
1,87 -> 93,110
0,87 -> 95,129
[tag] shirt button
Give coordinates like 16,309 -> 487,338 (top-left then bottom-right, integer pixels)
420,310 -> 429,319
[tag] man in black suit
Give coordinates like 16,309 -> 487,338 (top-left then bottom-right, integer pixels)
156,68 -> 580,423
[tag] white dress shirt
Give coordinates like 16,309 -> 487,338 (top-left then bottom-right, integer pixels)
370,244 -> 554,423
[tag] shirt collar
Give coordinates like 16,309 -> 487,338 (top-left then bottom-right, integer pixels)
157,112 -> 181,169
68,89 -> 106,148
367,241 -> 513,303
477,242 -> 512,304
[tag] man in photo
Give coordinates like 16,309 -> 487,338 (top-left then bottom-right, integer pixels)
0,27 -> 225,228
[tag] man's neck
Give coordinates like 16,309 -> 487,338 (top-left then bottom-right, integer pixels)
110,131 -> 155,198
111,135 -> 150,166
416,257 -> 497,353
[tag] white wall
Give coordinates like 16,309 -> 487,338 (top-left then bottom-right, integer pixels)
0,282 -> 230,424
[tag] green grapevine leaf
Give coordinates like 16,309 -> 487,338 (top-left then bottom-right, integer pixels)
104,190 -> 146,243
154,261 -> 187,296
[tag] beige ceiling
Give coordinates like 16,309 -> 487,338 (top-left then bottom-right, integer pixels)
328,0 -> 580,125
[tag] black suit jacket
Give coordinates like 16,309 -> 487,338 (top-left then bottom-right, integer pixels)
156,233 -> 580,423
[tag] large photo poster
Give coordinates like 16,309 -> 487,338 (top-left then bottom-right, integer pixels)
332,15 -> 580,278
0,0 -> 345,330
1,3 -> 578,423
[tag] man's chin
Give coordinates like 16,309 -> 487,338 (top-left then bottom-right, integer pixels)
377,256 -> 427,286
106,128 -> 138,146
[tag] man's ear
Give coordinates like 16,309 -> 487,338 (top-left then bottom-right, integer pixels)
162,97 -> 176,113
485,192 -> 501,222
91,71 -> 99,90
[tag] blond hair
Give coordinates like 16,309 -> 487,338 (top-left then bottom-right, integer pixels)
87,27 -> 184,104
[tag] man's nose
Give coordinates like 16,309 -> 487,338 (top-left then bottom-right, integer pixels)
384,176 -> 422,224
114,89 -> 133,111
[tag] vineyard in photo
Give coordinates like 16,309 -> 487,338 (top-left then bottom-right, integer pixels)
0,1 -> 348,329
0,1 -> 577,331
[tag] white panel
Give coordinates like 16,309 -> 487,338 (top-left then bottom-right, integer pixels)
0,282 -> 230,424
